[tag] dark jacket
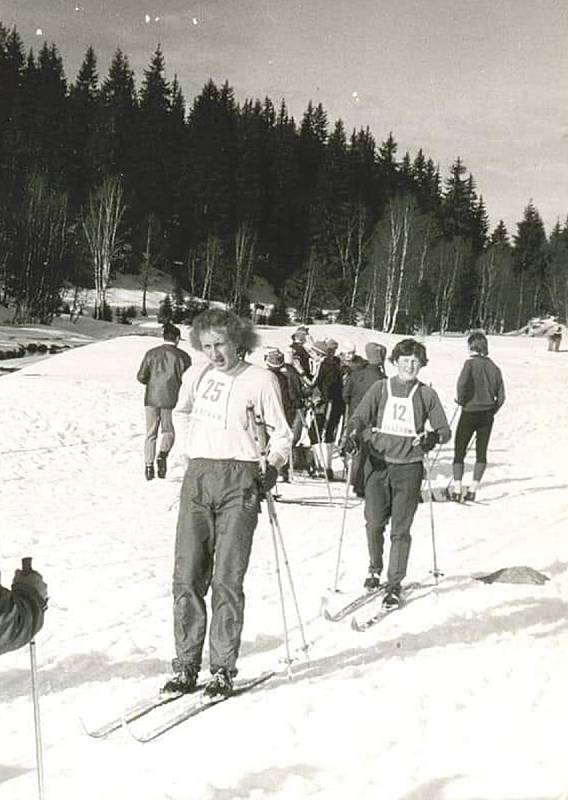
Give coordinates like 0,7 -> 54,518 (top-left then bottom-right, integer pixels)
137,343 -> 192,408
0,585 -> 45,656
311,355 -> 344,415
290,342 -> 312,379
282,363 -> 304,411
343,362 -> 386,415
456,355 -> 505,413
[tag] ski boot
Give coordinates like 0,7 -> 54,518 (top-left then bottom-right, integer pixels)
161,664 -> 199,694
204,667 -> 234,698
363,569 -> 382,592
382,585 -> 401,610
156,452 -> 168,479
145,464 -> 155,481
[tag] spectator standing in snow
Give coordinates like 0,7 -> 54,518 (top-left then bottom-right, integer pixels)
304,340 -> 344,480
547,321 -> 562,352
342,342 -> 387,497
343,338 -> 450,606
164,309 -> 291,698
136,323 -> 192,481
452,331 -> 505,502
0,564 -> 48,656
290,326 -> 313,380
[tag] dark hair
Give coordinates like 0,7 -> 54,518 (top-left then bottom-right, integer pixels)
162,322 -> 181,342
390,338 -> 428,367
189,308 -> 259,354
467,331 -> 488,356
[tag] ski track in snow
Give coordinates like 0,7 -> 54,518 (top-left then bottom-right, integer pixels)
1,327 -> 568,800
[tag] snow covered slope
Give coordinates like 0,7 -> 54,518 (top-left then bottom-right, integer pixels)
1,327 -> 567,800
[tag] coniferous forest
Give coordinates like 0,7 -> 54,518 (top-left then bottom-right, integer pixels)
1,23 -> 568,330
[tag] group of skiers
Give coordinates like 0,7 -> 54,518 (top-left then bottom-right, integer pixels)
134,310 -> 505,698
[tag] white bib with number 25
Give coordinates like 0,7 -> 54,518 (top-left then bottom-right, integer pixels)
190,369 -> 234,428
379,379 -> 419,437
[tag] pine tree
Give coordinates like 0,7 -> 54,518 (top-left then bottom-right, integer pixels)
67,46 -> 99,205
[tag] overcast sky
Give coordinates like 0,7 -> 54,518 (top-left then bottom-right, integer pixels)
3,0 -> 568,235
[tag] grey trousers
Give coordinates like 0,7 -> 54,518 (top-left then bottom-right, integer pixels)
172,458 -> 260,675
364,460 -> 423,588
144,406 -> 174,464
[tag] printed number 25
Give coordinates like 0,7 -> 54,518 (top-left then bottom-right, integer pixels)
202,380 -> 224,403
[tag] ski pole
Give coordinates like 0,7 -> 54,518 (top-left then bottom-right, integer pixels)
332,457 -> 354,592
22,557 -> 45,800
429,403 -> 459,471
245,404 -> 295,676
247,405 -> 309,658
423,456 -> 443,584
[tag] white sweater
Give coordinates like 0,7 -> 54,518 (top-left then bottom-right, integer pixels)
175,360 -> 291,469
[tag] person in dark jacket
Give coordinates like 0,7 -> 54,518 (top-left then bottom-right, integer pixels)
306,340 -> 344,480
343,338 -> 450,606
290,326 -> 313,380
0,565 -> 48,656
452,331 -> 505,502
342,342 -> 387,496
137,322 -> 192,480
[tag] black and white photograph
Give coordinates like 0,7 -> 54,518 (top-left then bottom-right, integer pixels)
1,1 -> 567,798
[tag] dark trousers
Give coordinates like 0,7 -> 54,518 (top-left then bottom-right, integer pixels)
364,460 -> 423,588
172,458 -> 260,675
453,409 -> 495,465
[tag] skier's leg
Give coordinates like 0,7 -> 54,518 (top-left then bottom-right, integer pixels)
144,406 -> 160,465
158,408 -> 175,454
363,461 -> 390,576
172,460 -> 215,671
209,461 -> 259,675
453,411 -> 475,494
471,410 -> 494,492
385,462 -> 423,588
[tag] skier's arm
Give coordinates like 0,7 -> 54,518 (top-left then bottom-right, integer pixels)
261,374 -> 292,470
455,361 -> 471,406
425,388 -> 451,444
136,354 -> 150,385
495,370 -> 505,412
0,573 -> 47,656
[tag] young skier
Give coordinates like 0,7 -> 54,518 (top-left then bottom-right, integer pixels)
0,563 -> 48,655
452,331 -> 505,501
136,322 -> 192,480
343,338 -> 450,605
163,309 -> 291,698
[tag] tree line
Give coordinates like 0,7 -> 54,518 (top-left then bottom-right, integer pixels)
1,22 -> 567,330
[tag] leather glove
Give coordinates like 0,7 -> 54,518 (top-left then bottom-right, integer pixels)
419,431 -> 438,453
259,464 -> 279,493
12,569 -> 49,611
341,429 -> 360,456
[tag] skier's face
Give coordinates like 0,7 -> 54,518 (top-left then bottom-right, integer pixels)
395,355 -> 422,382
200,328 -> 240,372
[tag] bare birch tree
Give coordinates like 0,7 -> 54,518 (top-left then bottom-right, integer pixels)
11,174 -> 68,324
82,176 -> 125,319
231,219 -> 257,312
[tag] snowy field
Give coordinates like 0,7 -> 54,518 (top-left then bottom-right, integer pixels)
1,323 -> 568,800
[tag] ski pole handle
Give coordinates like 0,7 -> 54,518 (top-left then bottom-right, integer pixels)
22,557 -> 33,573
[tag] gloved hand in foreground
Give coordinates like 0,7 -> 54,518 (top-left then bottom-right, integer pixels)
12,568 -> 49,611
259,464 -> 279,493
415,431 -> 438,453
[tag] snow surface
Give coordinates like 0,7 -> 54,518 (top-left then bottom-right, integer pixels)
1,324 -> 568,800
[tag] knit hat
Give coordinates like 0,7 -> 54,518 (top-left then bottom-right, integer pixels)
265,348 -> 284,368
325,338 -> 338,351
340,339 -> 356,354
310,340 -> 328,357
365,342 -> 386,364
